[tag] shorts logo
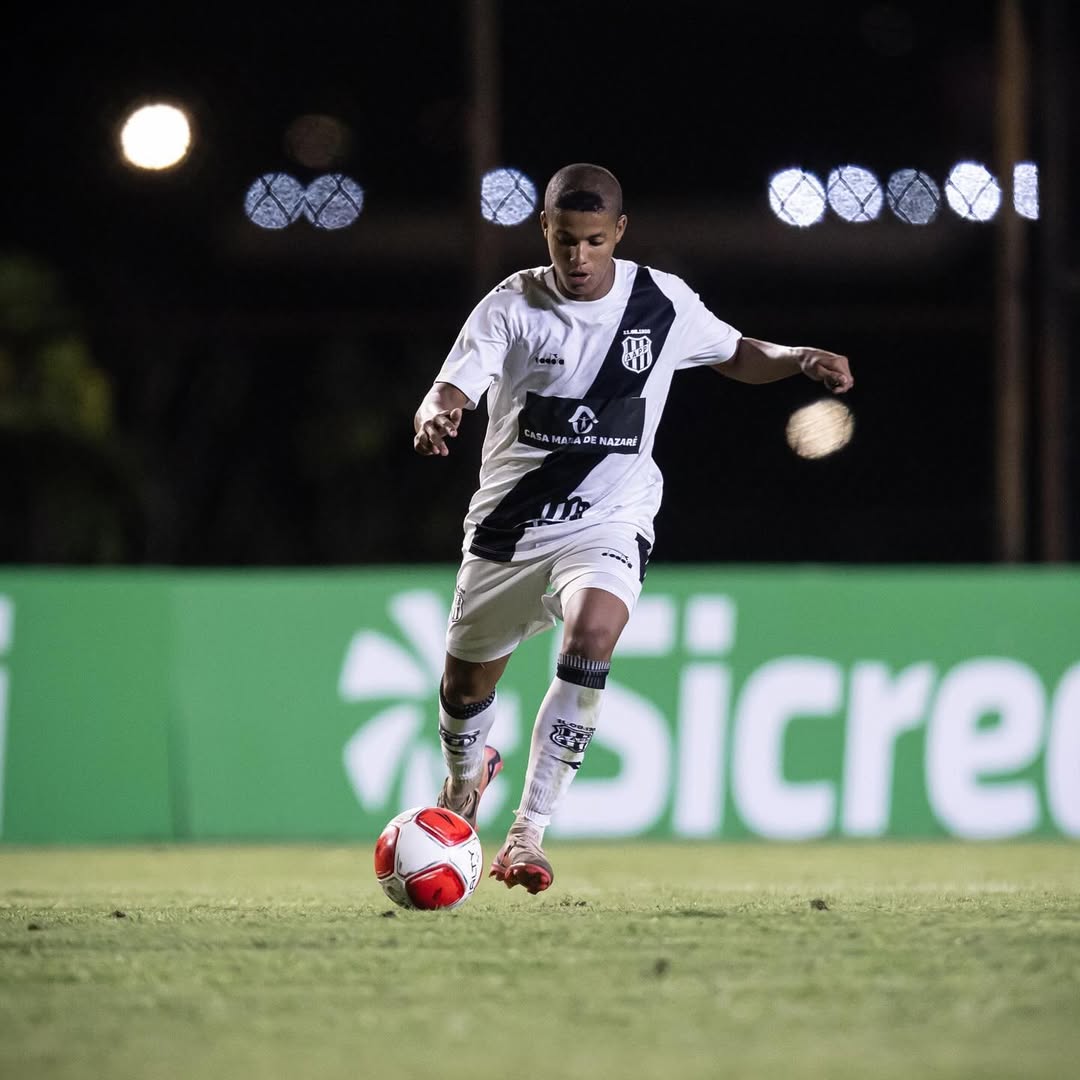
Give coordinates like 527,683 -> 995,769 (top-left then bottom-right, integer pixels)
550,719 -> 595,755
450,585 -> 465,624
439,725 -> 480,754
535,354 -> 565,366
601,550 -> 633,569
621,331 -> 654,373
568,405 -> 599,434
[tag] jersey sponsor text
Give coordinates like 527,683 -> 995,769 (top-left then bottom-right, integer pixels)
518,392 -> 645,455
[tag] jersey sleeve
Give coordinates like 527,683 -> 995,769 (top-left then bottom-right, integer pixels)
664,274 -> 741,369
434,291 -> 513,408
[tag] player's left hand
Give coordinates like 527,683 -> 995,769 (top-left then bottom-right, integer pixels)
800,349 -> 854,394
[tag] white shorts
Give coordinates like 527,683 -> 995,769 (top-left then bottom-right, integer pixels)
445,522 -> 652,663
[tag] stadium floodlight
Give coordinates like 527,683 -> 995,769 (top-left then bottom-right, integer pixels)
480,167 -> 537,226
945,162 -> 1001,222
244,173 -> 307,229
1013,162 -> 1039,220
303,174 -> 365,229
768,168 -> 826,227
886,169 -> 941,225
119,103 -> 192,171
785,399 -> 854,460
826,165 -> 883,222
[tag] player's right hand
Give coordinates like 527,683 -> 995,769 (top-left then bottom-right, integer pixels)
800,349 -> 854,394
414,407 -> 462,457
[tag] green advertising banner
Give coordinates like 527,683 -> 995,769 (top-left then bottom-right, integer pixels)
0,568 -> 1078,844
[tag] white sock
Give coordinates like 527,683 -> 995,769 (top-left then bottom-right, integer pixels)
438,686 -> 497,792
517,654 -> 610,836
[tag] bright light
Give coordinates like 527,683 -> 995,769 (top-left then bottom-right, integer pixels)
945,162 -> 1001,222
786,399 -> 854,460
303,174 -> 364,229
1013,162 -> 1039,220
827,165 -> 883,222
480,168 -> 537,226
768,168 -> 826,227
243,174 -> 365,230
886,169 -> 941,224
120,104 -> 192,170
244,173 -> 306,229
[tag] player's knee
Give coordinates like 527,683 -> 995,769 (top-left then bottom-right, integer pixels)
440,667 -> 498,708
561,622 -> 618,662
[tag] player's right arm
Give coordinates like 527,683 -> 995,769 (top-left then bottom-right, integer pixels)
417,277 -> 520,457
413,382 -> 471,457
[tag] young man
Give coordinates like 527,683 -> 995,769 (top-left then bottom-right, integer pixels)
413,163 -> 853,894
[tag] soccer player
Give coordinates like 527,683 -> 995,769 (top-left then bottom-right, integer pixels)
414,163 -> 853,894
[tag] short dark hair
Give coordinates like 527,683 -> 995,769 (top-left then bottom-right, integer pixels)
544,163 -> 623,218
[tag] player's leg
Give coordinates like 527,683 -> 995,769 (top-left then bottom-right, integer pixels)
493,527 -> 648,893
517,586 -> 626,831
492,585 -> 629,893
436,651 -> 510,828
437,553 -> 558,828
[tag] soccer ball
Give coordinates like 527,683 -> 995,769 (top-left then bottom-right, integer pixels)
374,806 -> 483,910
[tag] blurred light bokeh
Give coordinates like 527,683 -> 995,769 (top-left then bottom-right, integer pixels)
0,1 -> 1074,566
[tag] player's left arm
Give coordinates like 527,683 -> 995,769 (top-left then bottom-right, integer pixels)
712,337 -> 854,394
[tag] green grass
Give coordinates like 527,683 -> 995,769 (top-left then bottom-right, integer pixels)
1,843 -> 1079,1080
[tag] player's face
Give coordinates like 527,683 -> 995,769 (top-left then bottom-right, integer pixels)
541,208 -> 627,302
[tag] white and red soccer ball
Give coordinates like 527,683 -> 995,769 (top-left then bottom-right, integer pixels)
374,806 -> 483,910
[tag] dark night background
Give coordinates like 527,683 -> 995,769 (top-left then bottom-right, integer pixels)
1,1 -> 1075,566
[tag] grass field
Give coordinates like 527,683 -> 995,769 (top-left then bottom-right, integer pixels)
1,842 -> 1078,1080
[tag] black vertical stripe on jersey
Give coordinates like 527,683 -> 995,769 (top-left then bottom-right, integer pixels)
635,533 -> 652,583
470,268 -> 677,562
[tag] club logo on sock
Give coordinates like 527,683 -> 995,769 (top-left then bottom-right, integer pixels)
550,719 -> 595,755
439,725 -> 480,754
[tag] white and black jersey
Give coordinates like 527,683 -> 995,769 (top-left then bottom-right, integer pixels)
436,259 -> 741,562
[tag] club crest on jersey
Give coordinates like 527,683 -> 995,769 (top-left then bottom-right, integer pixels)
620,330 -> 654,373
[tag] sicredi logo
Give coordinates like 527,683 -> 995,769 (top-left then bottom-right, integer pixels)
337,590 -> 1080,840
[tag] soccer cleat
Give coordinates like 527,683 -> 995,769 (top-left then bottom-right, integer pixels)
436,746 -> 502,831
489,823 -> 554,894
